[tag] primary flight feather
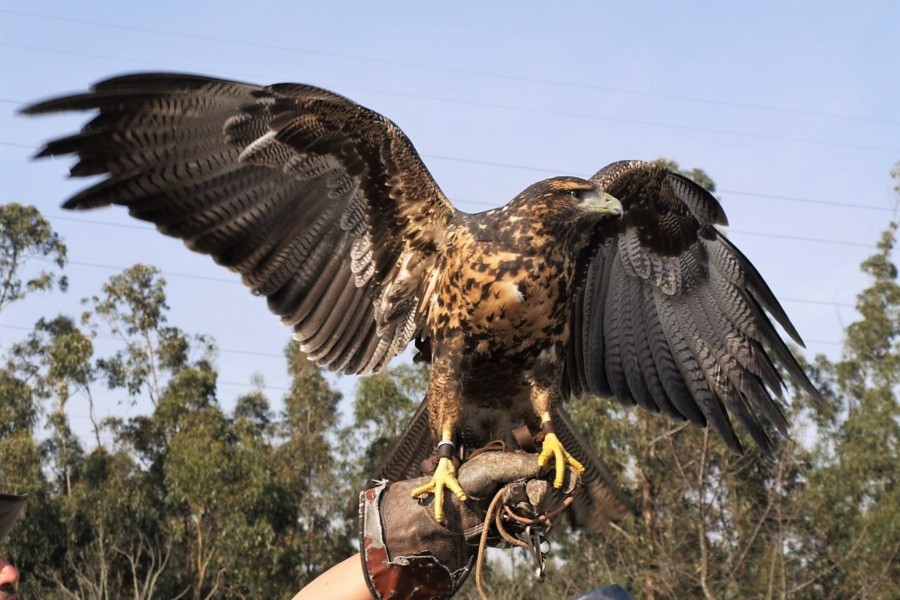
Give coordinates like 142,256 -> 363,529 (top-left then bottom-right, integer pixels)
23,73 -> 821,530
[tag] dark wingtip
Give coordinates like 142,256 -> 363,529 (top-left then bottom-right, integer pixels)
31,145 -> 52,160
718,233 -> 807,346
804,385 -> 829,412
61,198 -> 82,210
21,72 -> 245,117
719,421 -> 745,456
19,93 -> 95,116
18,97 -> 57,116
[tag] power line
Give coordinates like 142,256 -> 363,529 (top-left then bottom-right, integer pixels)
3,133 -> 894,216
61,258 -> 239,285
3,42 -> 898,155
779,298 -> 854,309
16,226 -> 864,360
0,42 -> 171,72
26,255 -> 856,313
0,140 -> 39,150
719,190 -> 894,213
804,339 -> 843,347
41,211 -> 878,252
343,91 -> 900,152
726,230 -> 875,249
1,8 -> 896,126
46,214 -> 156,231
0,322 -> 286,361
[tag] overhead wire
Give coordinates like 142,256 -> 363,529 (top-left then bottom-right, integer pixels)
0,322 -> 285,360
0,319 -> 296,430
5,9 -> 864,451
3,131 -> 880,323
25,253 -> 858,314
2,36 -> 895,218
0,12 -> 883,360
1,7 -> 896,126
2,125 -> 879,334
40,210 -> 880,250
1,137 -> 894,216
0,32 -> 900,152
2,42 -> 897,155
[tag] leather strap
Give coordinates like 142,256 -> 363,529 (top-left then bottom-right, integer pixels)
512,424 -> 537,453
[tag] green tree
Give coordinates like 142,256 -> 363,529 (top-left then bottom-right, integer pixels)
47,446 -> 175,600
83,264 -> 215,407
653,157 -> 716,193
273,342 -> 352,588
9,316 -> 93,497
0,202 -> 67,313
347,362 -> 428,487
463,160 -> 824,600
796,172 -> 900,598
0,206 -> 71,599
0,202 -> 69,445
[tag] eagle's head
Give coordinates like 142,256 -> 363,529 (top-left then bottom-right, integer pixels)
502,176 -> 623,251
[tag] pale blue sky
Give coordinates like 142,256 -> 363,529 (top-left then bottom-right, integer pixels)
1,1 -> 898,446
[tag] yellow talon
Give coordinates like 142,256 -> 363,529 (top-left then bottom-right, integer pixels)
538,431 -> 585,488
411,456 -> 468,523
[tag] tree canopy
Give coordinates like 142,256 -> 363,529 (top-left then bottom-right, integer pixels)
1,161 -> 897,599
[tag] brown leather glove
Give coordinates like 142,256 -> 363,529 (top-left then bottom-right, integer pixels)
359,448 -> 580,600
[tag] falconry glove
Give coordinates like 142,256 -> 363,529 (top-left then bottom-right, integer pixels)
359,446 -> 581,600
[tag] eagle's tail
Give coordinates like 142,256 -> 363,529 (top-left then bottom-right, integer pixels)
346,398 -> 433,519
552,406 -> 636,532
366,397 -> 435,485
358,398 -> 634,533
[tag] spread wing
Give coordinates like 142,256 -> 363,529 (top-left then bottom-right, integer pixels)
564,160 -> 821,455
23,73 -> 457,374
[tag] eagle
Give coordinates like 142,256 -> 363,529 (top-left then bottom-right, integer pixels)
23,73 -> 820,530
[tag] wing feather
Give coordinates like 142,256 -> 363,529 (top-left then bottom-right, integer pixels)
552,407 -> 634,531
24,73 -> 457,374
565,160 -> 821,454
583,243 -> 615,395
642,283 -> 703,424
613,257 -> 656,413
322,301 -> 378,370
308,283 -> 370,362
631,284 -> 682,419
602,256 -> 633,406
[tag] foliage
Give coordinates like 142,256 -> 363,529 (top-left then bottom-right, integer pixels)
653,158 -> 717,193
0,244 -> 354,599
798,217 -> 900,598
344,362 -> 428,489
1,163 -> 899,599
82,264 -> 216,406
0,203 -> 67,313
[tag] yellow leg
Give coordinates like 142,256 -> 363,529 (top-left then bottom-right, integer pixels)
537,412 -> 585,488
410,429 -> 468,523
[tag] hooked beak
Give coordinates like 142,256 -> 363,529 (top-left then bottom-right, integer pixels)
582,190 -> 623,217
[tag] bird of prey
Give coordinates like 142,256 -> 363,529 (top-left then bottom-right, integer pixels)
23,73 -> 820,530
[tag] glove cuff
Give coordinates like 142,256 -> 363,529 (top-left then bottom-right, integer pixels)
359,481 -> 474,600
